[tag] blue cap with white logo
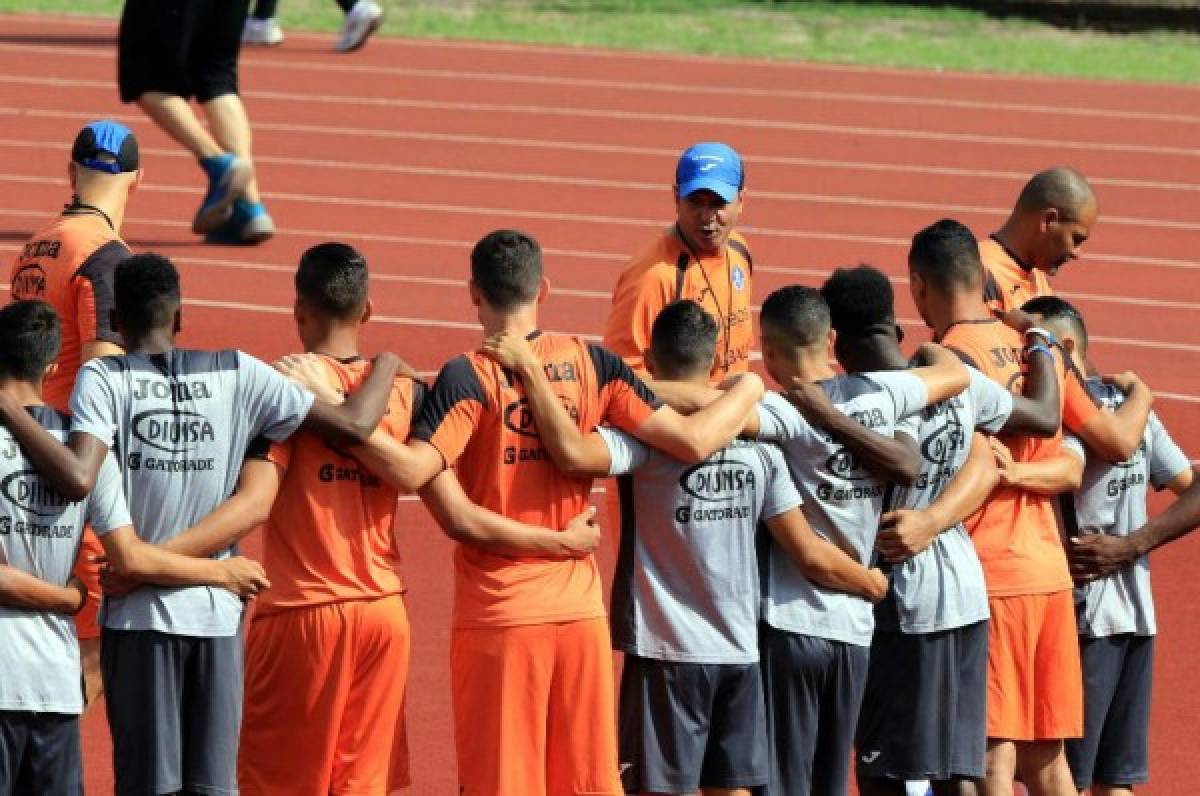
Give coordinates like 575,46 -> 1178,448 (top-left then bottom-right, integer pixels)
675,142 -> 743,203
71,120 -> 140,174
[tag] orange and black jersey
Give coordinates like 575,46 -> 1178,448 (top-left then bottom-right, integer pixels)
412,332 -> 661,628
11,211 -> 129,412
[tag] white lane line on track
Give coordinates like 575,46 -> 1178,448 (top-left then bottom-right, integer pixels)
3,73 -> 1199,161
7,11 -> 1200,91
1,40 -> 1199,127
6,135 -> 1200,232
6,104 -> 1200,197
5,171 -> 1200,279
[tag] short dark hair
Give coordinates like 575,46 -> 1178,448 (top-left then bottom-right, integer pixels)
821,265 -> 895,339
1022,295 -> 1089,351
759,285 -> 830,349
649,300 -> 718,376
295,242 -> 369,319
471,229 -> 543,311
908,219 -> 983,293
0,301 -> 61,382
114,252 -> 181,334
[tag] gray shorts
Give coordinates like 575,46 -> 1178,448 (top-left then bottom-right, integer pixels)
760,624 -> 869,796
1066,633 -> 1154,790
101,627 -> 243,796
856,619 -> 988,782
618,655 -> 767,794
0,711 -> 82,795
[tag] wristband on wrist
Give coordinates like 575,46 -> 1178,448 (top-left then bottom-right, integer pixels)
1025,343 -> 1053,360
1024,326 -> 1060,348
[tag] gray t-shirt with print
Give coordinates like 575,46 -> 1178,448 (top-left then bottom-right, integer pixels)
1063,379 -> 1191,638
603,428 -> 802,664
70,349 -> 313,637
882,367 -> 1013,634
755,371 -> 927,647
0,406 -> 131,714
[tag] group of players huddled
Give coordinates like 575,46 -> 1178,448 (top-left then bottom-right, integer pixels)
2,122 -> 1197,796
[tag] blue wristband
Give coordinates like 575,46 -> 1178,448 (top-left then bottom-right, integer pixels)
1025,326 -> 1060,348
1025,343 -> 1053,360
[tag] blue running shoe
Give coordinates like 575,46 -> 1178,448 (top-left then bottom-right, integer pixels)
193,154 -> 252,235
204,198 -> 275,245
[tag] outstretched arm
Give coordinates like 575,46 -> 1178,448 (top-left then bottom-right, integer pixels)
0,397 -> 108,500
1068,372 -> 1153,463
99,527 -> 269,598
784,381 -> 921,485
287,352 -> 405,448
909,343 -> 971,404
0,568 -> 87,614
419,469 -> 601,557
990,439 -> 1083,496
764,508 -> 888,601
161,458 -> 283,558
875,432 -> 998,563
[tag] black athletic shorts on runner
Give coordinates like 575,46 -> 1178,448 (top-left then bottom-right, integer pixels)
619,655 -> 768,794
102,627 -> 244,796
118,0 -> 248,103
856,618 -> 988,782
0,711 -> 82,795
1066,634 -> 1154,790
760,623 -> 869,796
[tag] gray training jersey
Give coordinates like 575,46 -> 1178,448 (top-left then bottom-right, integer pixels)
0,406 -> 130,714
756,371 -> 927,647
882,367 -> 1013,634
70,349 -> 314,637
603,428 -> 802,664
1063,379 -> 1191,638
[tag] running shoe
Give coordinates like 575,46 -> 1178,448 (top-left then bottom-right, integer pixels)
193,154 -> 253,235
335,1 -> 384,52
243,16 -> 285,47
205,198 -> 275,246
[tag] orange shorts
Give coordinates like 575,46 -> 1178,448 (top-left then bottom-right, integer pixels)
72,528 -> 104,640
986,590 -> 1083,741
451,617 -> 620,796
239,594 -> 410,796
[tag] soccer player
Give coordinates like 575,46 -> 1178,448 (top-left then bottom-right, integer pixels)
604,141 -> 753,383
981,168 -> 1149,464
10,120 -> 140,710
0,253 -> 403,795
118,0 -> 274,243
908,219 -> 1080,796
0,300 -> 269,795
331,229 -> 766,795
483,299 -> 889,796
817,265 -> 1062,796
1014,297 -> 1194,796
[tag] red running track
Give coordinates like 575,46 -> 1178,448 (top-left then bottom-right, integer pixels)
0,13 -> 1197,793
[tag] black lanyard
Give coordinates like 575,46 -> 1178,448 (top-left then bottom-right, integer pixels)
63,197 -> 115,231
673,225 -> 734,371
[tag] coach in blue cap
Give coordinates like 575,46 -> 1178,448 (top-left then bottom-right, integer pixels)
604,141 -> 754,384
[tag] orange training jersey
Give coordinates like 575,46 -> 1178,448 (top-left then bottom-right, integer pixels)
411,332 -> 661,629
979,236 -> 1101,433
255,356 -> 420,617
941,319 -> 1073,597
11,212 -> 128,412
604,227 -> 753,382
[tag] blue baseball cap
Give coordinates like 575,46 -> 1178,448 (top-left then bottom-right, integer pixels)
71,120 -> 140,174
675,142 -> 743,203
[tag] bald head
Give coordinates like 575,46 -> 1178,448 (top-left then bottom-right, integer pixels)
1014,167 -> 1096,222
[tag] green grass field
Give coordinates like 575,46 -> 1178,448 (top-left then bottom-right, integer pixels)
5,0 -> 1200,84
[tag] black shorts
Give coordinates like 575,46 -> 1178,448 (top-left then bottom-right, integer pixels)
101,627 -> 244,796
118,0 -> 249,103
0,711 -> 82,795
619,655 -> 767,794
856,620 -> 988,782
1065,634 -> 1154,790
760,624 -> 869,796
